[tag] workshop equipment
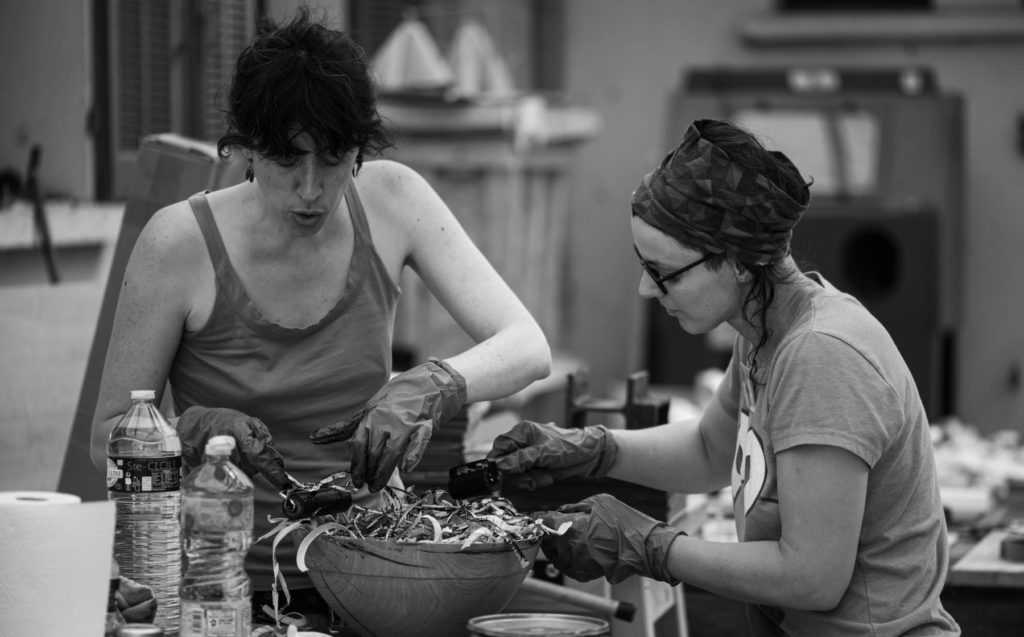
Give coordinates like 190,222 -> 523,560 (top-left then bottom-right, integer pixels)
999,520 -> 1024,563
565,368 -> 669,431
518,577 -> 635,622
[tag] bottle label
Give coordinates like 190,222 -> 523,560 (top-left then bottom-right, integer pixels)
107,456 -> 183,492
182,495 -> 253,531
180,599 -> 250,637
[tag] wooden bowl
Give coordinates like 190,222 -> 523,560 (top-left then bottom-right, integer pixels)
297,531 -> 540,637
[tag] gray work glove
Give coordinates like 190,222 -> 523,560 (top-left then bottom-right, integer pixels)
309,359 -> 467,492
486,420 -> 618,490
176,406 -> 290,490
540,493 -> 684,584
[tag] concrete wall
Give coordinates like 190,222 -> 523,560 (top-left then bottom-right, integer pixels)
0,0 -> 93,199
561,0 -> 1024,432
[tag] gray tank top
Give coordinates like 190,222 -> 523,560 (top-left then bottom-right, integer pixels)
170,184 -> 399,589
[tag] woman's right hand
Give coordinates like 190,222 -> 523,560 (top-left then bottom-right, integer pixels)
486,420 -> 618,490
176,406 -> 291,489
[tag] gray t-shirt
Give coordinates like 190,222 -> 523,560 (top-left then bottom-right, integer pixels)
714,273 -> 959,636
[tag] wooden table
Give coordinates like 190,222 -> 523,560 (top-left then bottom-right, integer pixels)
942,530 -> 1024,635
947,530 -> 1024,588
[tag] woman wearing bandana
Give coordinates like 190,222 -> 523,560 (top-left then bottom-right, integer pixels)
489,119 -> 959,635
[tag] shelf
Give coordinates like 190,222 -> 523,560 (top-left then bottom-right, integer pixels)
739,8 -> 1024,46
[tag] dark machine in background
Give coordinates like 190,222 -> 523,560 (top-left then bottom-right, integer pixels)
647,66 -> 963,420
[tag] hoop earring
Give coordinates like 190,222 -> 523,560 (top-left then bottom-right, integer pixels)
245,158 -> 254,183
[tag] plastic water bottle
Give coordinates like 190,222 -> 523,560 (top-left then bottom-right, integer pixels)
107,389 -> 182,635
180,435 -> 253,637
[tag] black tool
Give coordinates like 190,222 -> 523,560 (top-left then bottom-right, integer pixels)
282,488 -> 354,519
281,470 -> 357,520
447,459 -> 501,500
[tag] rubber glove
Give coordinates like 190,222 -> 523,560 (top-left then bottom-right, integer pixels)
539,493 -> 684,584
309,359 -> 467,492
176,406 -> 290,490
116,575 -> 158,623
486,420 -> 618,490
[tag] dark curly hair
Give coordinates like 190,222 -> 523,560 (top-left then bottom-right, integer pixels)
674,120 -> 809,387
217,7 -> 393,170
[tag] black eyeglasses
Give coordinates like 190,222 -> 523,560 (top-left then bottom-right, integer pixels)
633,244 -> 712,295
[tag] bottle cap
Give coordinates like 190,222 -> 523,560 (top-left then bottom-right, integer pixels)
206,434 -> 237,455
129,389 -> 156,401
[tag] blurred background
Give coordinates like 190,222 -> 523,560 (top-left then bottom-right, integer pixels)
4,0 -> 1024,633
2,0 -> 1024,509
4,0 -> 1024,507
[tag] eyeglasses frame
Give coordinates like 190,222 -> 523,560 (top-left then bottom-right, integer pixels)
633,244 -> 713,295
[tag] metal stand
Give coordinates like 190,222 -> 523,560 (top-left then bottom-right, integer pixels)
564,368 -> 669,430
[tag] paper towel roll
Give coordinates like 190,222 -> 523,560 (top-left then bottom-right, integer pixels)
0,491 -> 116,637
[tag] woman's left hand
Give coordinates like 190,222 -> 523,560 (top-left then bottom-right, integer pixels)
540,493 -> 684,584
309,359 -> 467,491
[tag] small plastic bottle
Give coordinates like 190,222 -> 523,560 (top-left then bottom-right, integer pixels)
107,389 -> 182,635
180,435 -> 254,637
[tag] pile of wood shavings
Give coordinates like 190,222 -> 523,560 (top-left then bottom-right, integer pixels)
319,486 -> 560,548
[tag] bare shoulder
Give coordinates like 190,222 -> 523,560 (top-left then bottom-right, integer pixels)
129,198 -> 208,279
356,159 -> 447,226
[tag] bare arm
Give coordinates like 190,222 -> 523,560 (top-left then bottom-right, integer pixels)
89,204 -> 201,470
666,444 -> 868,610
367,160 -> 552,400
606,395 -> 738,493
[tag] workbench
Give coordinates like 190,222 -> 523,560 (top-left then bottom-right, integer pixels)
940,528 -> 1024,634
948,530 -> 1024,589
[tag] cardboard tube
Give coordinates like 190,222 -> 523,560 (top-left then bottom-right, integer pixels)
519,577 -> 636,622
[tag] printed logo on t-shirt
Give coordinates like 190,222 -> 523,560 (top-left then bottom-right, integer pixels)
732,408 -> 766,517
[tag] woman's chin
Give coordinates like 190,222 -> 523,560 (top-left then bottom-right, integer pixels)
673,314 -> 711,336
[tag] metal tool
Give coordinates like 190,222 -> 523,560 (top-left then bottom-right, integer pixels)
282,488 -> 354,519
280,470 -> 358,520
447,459 -> 501,500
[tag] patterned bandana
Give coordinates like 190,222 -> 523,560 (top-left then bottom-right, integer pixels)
631,119 -> 810,266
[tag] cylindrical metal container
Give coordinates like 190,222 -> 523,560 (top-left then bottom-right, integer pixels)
117,623 -> 165,637
467,613 -> 611,637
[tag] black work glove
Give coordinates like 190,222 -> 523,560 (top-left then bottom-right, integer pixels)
176,406 -> 290,490
116,575 -> 158,623
540,493 -> 684,584
486,420 -> 618,490
308,359 -> 467,492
